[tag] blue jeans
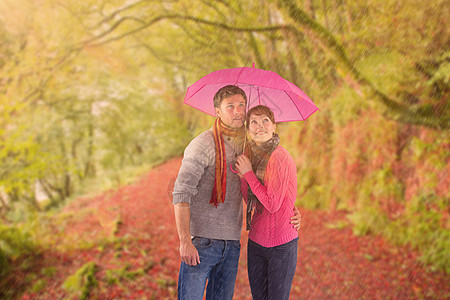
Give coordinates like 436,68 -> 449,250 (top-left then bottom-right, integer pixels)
177,237 -> 241,300
247,238 -> 298,300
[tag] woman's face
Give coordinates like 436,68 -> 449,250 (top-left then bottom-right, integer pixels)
248,113 -> 276,146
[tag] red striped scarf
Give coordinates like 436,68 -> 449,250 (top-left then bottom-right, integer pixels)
211,118 -> 245,207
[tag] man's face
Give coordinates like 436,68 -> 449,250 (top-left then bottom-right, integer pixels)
215,94 -> 246,129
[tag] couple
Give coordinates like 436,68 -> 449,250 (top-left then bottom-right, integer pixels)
173,85 -> 300,300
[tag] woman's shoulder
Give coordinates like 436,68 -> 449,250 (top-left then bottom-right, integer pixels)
270,146 -> 295,164
266,146 -> 297,177
272,145 -> 292,157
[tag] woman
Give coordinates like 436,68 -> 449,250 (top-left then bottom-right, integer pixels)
235,105 -> 298,300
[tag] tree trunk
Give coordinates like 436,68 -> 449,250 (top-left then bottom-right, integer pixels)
64,172 -> 71,199
39,178 -> 60,206
84,121 -> 95,178
0,193 -> 9,216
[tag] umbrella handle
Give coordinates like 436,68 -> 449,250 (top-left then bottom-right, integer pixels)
229,164 -> 239,174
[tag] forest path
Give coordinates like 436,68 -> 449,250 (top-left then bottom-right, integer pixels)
13,157 -> 449,299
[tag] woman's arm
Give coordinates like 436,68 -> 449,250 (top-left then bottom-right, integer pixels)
236,149 -> 296,213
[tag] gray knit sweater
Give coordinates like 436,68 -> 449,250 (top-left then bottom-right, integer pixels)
172,129 -> 243,241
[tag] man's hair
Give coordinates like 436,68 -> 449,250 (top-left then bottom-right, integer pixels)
213,85 -> 247,108
246,105 -> 276,128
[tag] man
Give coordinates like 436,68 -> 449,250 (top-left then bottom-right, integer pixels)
173,85 -> 300,299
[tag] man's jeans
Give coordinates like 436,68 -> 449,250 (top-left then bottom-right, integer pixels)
177,237 -> 241,300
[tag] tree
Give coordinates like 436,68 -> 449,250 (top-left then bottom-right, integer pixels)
71,0 -> 447,129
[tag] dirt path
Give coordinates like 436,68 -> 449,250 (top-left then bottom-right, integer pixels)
13,157 -> 449,299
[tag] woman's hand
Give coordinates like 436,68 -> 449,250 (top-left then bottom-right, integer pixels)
235,154 -> 253,176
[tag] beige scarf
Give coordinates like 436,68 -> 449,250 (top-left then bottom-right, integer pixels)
245,134 -> 280,230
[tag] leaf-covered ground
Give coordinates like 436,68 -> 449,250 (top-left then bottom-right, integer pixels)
7,158 -> 449,299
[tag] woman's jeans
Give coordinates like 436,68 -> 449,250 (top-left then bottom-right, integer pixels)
177,237 -> 241,300
247,238 -> 298,300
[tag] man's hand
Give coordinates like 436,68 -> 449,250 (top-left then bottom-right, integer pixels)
290,206 -> 302,230
174,203 -> 200,265
180,239 -> 201,266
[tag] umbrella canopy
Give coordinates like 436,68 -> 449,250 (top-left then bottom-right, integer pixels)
184,66 -> 318,122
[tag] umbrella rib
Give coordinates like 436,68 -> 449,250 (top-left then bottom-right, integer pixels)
243,92 -> 250,154
283,91 -> 305,120
249,86 -> 252,108
185,85 -> 206,102
257,87 -> 261,105
235,68 -> 246,85
184,102 -> 216,117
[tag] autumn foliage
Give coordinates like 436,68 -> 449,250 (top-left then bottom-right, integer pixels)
1,158 -> 448,299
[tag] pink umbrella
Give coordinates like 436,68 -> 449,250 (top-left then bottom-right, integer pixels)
184,65 -> 318,122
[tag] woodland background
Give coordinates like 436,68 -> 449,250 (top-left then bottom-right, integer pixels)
0,0 -> 448,298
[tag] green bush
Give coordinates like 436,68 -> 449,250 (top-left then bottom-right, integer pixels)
389,193 -> 450,273
298,184 -> 329,210
349,192 -> 449,274
31,279 -> 47,293
41,266 -> 57,277
0,223 -> 38,278
347,206 -> 389,236
62,262 -> 98,300
104,263 -> 145,286
0,249 -> 9,280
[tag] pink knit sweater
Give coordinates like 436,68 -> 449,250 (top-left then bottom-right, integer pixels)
241,146 -> 298,247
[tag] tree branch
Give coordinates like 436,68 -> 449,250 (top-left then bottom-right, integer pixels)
76,4 -> 446,129
82,16 -> 147,45
277,0 -> 445,129
93,0 -> 149,28
81,14 -> 290,47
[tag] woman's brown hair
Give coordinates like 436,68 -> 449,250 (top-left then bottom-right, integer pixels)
246,105 -> 275,128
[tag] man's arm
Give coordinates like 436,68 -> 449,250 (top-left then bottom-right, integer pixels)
174,203 -> 201,266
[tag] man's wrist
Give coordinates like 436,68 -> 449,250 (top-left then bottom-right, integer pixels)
180,236 -> 192,244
